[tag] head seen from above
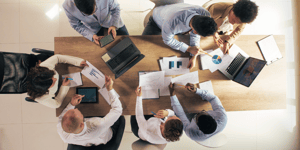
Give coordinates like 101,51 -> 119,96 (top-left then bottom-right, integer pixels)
191,16 -> 217,37
74,0 -> 96,15
27,66 -> 55,99
196,110 -> 217,134
162,116 -> 183,142
230,0 -> 258,24
62,109 -> 85,134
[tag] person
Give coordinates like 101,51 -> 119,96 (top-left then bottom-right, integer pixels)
26,54 -> 88,108
57,75 -> 123,146
62,0 -> 129,45
142,3 -> 217,69
206,0 -> 258,54
169,83 -> 227,141
130,86 -> 183,144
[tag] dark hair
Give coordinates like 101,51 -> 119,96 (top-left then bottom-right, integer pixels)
197,115 -> 217,134
233,0 -> 258,23
74,0 -> 96,15
27,66 -> 55,99
191,16 -> 217,37
164,119 -> 183,142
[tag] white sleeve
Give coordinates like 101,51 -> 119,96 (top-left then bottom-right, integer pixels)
35,86 -> 70,108
39,54 -> 84,70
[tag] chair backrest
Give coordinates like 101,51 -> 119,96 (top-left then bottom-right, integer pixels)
196,133 -> 228,148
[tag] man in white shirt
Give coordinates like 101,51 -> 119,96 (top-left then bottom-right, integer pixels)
57,75 -> 123,147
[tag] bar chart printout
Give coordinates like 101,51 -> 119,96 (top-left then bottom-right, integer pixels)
169,61 -> 174,69
81,61 -> 105,88
177,61 -> 182,68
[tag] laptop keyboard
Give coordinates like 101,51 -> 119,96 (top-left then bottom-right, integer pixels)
107,44 -> 136,69
226,53 -> 246,75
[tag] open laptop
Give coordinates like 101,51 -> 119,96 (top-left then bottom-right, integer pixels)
218,47 -> 267,87
102,37 -> 145,79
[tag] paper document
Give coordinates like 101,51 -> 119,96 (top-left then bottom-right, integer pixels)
142,88 -> 159,99
198,80 -> 214,95
257,35 -> 282,65
228,44 -> 249,58
98,88 -> 120,104
62,72 -> 82,87
81,61 -> 105,88
171,71 -> 199,86
160,57 -> 190,75
159,56 -> 177,71
160,77 -> 172,96
202,49 -> 233,73
200,50 -> 213,70
139,71 -> 165,90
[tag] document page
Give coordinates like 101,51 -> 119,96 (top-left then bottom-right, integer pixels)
160,77 -> 172,96
171,71 -> 199,86
62,72 -> 82,87
198,80 -> 214,95
160,57 -> 190,75
81,61 -> 105,88
139,71 -> 165,90
257,35 -> 282,65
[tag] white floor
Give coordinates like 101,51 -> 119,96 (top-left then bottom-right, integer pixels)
0,0 -> 297,150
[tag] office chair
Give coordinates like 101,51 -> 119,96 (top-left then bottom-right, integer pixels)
196,132 -> 228,148
0,48 -> 54,94
67,116 -> 126,150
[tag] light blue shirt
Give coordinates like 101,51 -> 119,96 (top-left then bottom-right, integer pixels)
63,0 -> 124,41
153,3 -> 210,53
170,88 -> 227,141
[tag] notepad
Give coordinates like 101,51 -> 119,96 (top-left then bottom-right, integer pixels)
257,35 -> 283,65
62,72 -> 82,87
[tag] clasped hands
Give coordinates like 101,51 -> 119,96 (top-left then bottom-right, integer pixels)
93,26 -> 117,45
168,82 -> 197,96
187,46 -> 205,69
213,32 -> 229,54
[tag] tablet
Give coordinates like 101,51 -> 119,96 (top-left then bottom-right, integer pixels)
76,87 -> 98,103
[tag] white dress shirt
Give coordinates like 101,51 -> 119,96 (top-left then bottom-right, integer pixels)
136,96 -> 175,144
57,89 -> 122,146
34,54 -> 84,108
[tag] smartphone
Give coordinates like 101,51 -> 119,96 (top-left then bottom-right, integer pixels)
100,34 -> 114,48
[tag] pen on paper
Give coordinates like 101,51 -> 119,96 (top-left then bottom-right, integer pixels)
62,77 -> 73,80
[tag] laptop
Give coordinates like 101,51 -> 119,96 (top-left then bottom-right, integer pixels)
218,47 -> 267,87
102,37 -> 145,79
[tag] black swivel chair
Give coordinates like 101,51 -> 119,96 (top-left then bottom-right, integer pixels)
67,116 -> 126,150
0,48 -> 54,101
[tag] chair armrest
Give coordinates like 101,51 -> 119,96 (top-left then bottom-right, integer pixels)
32,48 -> 54,55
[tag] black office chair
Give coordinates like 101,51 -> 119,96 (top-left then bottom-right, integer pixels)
67,116 -> 126,150
0,48 -> 54,94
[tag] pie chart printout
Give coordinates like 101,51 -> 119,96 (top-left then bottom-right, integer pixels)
212,55 -> 222,64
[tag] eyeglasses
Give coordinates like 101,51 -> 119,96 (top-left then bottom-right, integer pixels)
80,4 -> 97,16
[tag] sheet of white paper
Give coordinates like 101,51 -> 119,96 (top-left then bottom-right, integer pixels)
139,71 -> 165,90
228,44 -> 249,58
98,87 -> 120,104
142,88 -> 159,99
198,80 -> 214,95
160,77 -> 172,96
257,35 -> 282,65
159,56 -> 177,71
81,61 -> 105,88
62,72 -> 82,87
203,49 -> 233,73
171,71 -> 199,86
161,57 -> 190,75
200,50 -> 213,70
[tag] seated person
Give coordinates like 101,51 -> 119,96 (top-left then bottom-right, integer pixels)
169,83 -> 227,141
142,3 -> 217,69
63,0 -> 129,45
207,0 -> 258,53
26,54 -> 88,108
57,75 -> 123,146
131,86 -> 183,144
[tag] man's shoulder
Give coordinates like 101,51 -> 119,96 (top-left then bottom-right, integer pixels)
208,2 -> 233,12
62,0 -> 75,10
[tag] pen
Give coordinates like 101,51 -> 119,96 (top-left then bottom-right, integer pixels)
151,111 -> 165,122
62,77 -> 73,80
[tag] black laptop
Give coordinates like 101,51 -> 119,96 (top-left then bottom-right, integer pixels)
102,37 -> 145,79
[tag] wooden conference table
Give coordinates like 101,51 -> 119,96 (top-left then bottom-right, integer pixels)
55,35 -> 286,117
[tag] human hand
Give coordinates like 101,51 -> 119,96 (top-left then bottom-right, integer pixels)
135,86 -> 142,97
187,56 -> 197,69
154,110 -> 169,118
105,75 -> 113,91
80,61 -> 89,67
108,26 -> 117,39
213,32 -> 224,47
92,35 -> 103,45
222,41 -> 229,54
70,94 -> 85,106
169,82 -> 175,96
185,83 -> 196,93
187,46 -> 205,55
62,76 -> 71,86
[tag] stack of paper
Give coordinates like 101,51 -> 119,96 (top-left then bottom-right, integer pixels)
139,71 -> 165,99
159,56 -> 190,75
198,80 -> 214,95
62,72 -> 82,87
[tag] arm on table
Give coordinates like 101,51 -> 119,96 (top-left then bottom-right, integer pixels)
39,54 -> 84,70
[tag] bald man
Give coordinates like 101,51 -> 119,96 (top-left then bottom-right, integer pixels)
57,75 -> 123,146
